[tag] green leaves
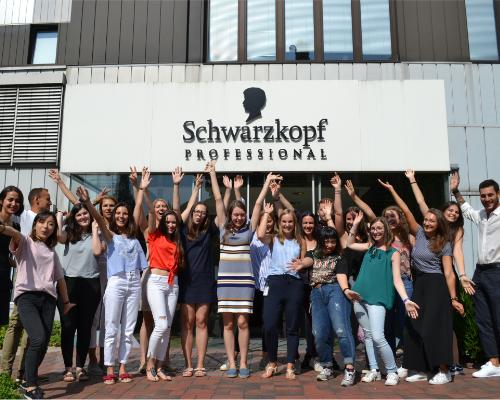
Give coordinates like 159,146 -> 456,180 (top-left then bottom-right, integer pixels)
0,373 -> 22,399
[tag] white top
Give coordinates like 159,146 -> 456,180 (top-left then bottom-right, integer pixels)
11,210 -> 66,236
461,202 -> 500,265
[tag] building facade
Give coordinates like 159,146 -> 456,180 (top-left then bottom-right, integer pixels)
1,0 -> 499,284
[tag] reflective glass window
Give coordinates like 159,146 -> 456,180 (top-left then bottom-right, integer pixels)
32,31 -> 58,64
465,0 -> 499,61
285,0 -> 315,61
323,0 -> 353,60
360,0 -> 392,60
247,0 -> 276,61
209,0 -> 238,62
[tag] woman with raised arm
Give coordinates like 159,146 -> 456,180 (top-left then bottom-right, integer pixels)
259,202 -> 306,381
0,211 -> 75,399
55,203 -> 106,383
380,179 -> 464,385
76,186 -> 148,385
405,169 -> 471,376
347,211 -> 418,386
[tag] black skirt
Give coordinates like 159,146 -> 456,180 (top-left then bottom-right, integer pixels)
402,272 -> 453,371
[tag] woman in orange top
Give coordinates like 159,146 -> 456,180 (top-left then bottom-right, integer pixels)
141,169 -> 185,382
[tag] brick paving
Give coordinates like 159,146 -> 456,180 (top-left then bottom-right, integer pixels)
5,348 -> 500,399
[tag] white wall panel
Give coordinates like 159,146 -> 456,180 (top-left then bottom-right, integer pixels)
297,64 -> 310,80
436,64 -> 454,125
269,64 -> 282,80
466,65 -> 482,125
324,64 -> 338,80
227,65 -> 241,81
200,65 -> 213,82
485,128 -> 500,182
408,64 -> 423,80
353,64 -> 367,80
171,66 -> 186,82
30,168 -> 46,190
242,65 -> 255,81
131,67 -> 146,83
91,68 -> 105,84
117,67 -> 132,84
213,65 -> 227,81
366,64 -> 381,80
448,127 -> 470,192
311,64 -> 324,80
44,167 -> 58,204
478,64 -> 497,125
422,64 -> 437,80
104,67 -> 118,84
17,169 -> 32,209
465,127 -> 488,191
451,64 -> 468,125
158,66 -> 172,83
185,66 -> 199,83
339,64 -> 352,80
283,64 -> 297,80
380,64 -> 394,80
5,168 -> 19,186
0,169 -> 6,189
77,68 -> 91,84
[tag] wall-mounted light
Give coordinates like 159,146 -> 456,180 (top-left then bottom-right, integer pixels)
292,192 -> 304,195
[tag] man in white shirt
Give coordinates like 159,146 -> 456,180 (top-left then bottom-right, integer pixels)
0,188 -> 54,380
452,175 -> 500,378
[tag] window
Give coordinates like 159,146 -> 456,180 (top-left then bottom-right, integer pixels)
323,0 -> 353,60
465,0 -> 499,61
209,0 -> 239,62
285,0 -> 315,61
247,0 -> 276,61
32,30 -> 58,64
360,0 -> 392,60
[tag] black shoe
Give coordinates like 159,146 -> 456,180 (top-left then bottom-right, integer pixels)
23,387 -> 44,399
450,363 -> 464,376
18,381 -> 27,394
301,354 -> 312,369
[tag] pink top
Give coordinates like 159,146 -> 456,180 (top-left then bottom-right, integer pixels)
10,234 -> 64,303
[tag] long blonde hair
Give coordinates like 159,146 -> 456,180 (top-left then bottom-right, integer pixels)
276,209 -> 303,247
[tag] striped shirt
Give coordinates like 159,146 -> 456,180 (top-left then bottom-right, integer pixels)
250,231 -> 272,291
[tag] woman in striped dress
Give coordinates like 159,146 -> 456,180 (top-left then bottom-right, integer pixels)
206,162 -> 282,379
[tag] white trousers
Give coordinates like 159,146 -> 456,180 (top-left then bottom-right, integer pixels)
103,270 -> 141,366
90,263 -> 108,349
146,274 -> 179,361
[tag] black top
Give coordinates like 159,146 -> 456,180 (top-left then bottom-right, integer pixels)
345,246 -> 365,279
0,222 -> 20,291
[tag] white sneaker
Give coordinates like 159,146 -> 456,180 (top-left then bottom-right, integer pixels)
429,369 -> 452,385
406,371 -> 428,382
397,367 -> 408,378
259,359 -> 269,371
312,359 -> 323,372
473,361 -> 500,378
341,369 -> 355,386
361,369 -> 381,382
385,372 -> 400,386
293,358 -> 301,375
220,360 -> 235,371
317,367 -> 334,381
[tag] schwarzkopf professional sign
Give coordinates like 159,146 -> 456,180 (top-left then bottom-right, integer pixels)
60,80 -> 450,173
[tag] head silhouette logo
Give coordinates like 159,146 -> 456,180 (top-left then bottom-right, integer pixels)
243,87 -> 266,123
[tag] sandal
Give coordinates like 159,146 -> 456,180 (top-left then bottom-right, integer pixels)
76,369 -> 90,382
156,368 -> 172,381
103,374 -> 117,385
147,367 -> 159,382
138,363 -> 147,374
182,367 -> 194,377
63,370 -> 75,382
261,365 -> 278,379
285,369 -> 296,380
119,373 -> 133,383
194,367 -> 206,377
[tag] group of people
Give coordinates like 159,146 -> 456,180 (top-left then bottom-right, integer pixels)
0,163 -> 499,400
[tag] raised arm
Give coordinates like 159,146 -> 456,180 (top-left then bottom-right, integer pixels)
443,255 -> 465,315
222,175 -> 233,210
131,166 -> 148,233
206,162 -> 225,228
56,210 -> 68,244
319,199 -> 335,228
76,187 -> 113,244
391,251 -> 419,318
0,221 -> 22,244
273,180 -> 293,217
49,169 -> 80,206
346,211 -> 371,252
379,179 -> 419,236
143,185 -> 157,235
450,172 -> 467,208
92,221 -> 106,257
405,169 -> 429,217
135,169 -> 152,234
331,174 -> 347,244
181,174 -> 203,223
251,172 -> 283,231
453,230 -> 475,295
257,203 -> 274,246
234,175 -> 244,202
345,179 -> 376,223
172,167 -> 184,221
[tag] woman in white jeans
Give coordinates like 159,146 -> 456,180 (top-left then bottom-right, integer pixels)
141,168 -> 184,382
77,186 -> 147,385
345,212 -> 419,386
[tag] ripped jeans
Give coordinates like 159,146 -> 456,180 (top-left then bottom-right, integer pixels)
310,282 -> 356,366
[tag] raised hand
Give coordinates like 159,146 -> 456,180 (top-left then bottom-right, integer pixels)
345,180 -> 356,197
404,299 -> 420,319
378,179 -> 394,191
450,172 -> 460,192
270,180 -> 281,198
205,160 -> 216,173
92,221 -> 99,231
48,169 -> 62,184
264,202 -> 274,214
172,167 -> 184,185
94,187 -> 111,204
287,258 -> 306,273
195,174 -> 204,189
129,166 -> 139,187
460,276 -> 476,295
330,173 -> 341,190
353,210 -> 364,227
320,199 -> 333,218
266,172 -> 283,182
223,175 -> 233,189
405,169 -> 415,181
76,187 -> 90,203
344,289 -> 362,303
141,169 -> 153,189
234,175 -> 244,189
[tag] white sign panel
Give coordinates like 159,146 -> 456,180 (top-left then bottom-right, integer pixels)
60,80 -> 449,173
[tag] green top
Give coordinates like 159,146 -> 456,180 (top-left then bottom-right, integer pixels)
352,245 -> 397,309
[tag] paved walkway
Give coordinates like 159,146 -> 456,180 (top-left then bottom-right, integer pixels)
5,348 -> 500,399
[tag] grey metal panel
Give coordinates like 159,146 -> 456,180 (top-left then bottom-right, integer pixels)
478,65 -> 497,125
56,23 -> 68,64
145,0 -> 161,64
465,65 -> 482,125
79,0 -> 96,66
158,0 -> 174,63
430,0 -> 448,61
61,0 -> 72,22
451,64 -> 468,125
132,0 -> 148,64
403,1 -> 420,61
8,25 -> 18,66
41,0 -> 49,23
18,169 -> 33,210
92,0 -> 109,65
47,0 -> 56,22
15,25 -> 27,65
5,168 -> 19,186
119,0 -> 134,64
416,1 -> 434,61
395,0 -> 406,61
54,0 -> 63,23
64,0 -> 83,65
422,64 -> 437,80
436,64 -> 454,125
448,126 -> 470,191
2,26 -> 12,66
105,0 -> 121,64
188,0 -> 204,63
172,0 -> 188,63
444,0 -> 463,62
31,169 -> 46,191
456,0 -> 470,61
494,65 -> 500,125
44,168 -> 59,202
33,0 -> 43,23
485,128 -> 500,182
408,64 -> 423,79
0,169 -> 5,189
0,27 -> 5,62
465,127 -> 488,190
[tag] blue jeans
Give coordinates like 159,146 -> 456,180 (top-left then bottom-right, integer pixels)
354,301 -> 397,373
310,283 -> 356,366
385,274 -> 413,356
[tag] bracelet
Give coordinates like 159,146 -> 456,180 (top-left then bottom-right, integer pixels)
273,198 -> 280,201
452,189 -> 460,195
411,182 -> 417,185
263,211 -> 270,214
335,190 -> 341,193
64,300 -> 70,305
451,297 -> 459,302
342,287 -> 349,294
459,274 -> 466,278
403,298 -> 410,303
